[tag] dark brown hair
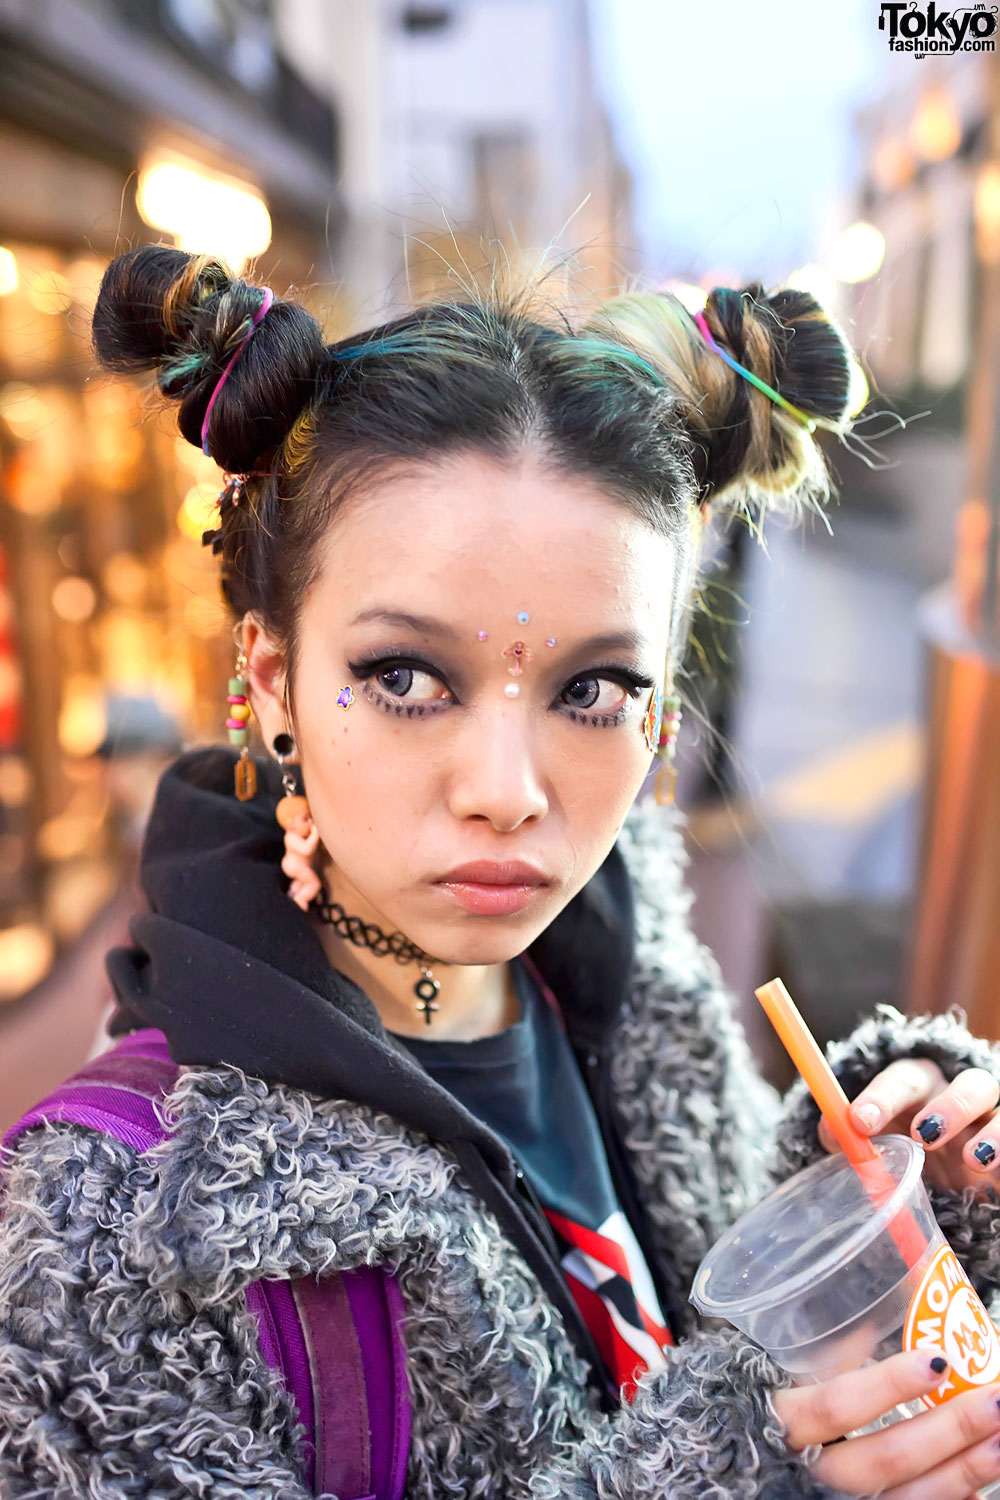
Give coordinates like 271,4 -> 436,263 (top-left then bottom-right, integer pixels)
91,245 -> 860,720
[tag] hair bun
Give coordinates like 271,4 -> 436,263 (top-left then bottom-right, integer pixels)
577,280 -> 862,519
693,282 -> 858,509
91,245 -> 327,473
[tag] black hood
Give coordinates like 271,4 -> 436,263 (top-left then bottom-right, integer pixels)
106,745 -> 636,1166
105,745 -> 645,1399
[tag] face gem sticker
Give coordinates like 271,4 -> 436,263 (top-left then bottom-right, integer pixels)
502,640 -> 534,677
643,683 -> 663,752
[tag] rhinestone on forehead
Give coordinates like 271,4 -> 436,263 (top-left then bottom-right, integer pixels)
516,611 -> 529,624
546,637 -> 557,647
504,682 -> 520,697
477,630 -> 488,641
502,640 -> 534,677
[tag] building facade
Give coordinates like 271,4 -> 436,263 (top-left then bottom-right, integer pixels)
0,0 -> 347,998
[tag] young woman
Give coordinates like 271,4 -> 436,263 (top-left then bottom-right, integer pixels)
3,246 -> 1000,1500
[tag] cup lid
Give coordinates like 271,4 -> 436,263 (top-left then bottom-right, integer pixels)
692,1134 -> 926,1318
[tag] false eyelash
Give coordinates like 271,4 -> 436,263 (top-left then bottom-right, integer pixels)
357,678 -> 442,718
562,704 -> 631,728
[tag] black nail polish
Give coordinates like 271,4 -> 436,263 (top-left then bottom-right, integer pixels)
917,1114 -> 945,1144
930,1356 -> 948,1374
975,1141 -> 997,1168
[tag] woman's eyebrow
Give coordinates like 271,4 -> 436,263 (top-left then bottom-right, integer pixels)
348,607 -> 461,638
348,608 -> 649,658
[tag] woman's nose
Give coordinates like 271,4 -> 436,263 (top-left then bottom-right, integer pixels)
444,714 -> 549,829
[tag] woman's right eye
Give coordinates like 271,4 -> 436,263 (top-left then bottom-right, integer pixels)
370,663 -> 453,704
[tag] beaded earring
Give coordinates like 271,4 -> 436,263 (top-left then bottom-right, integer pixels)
228,630 -> 257,801
655,691 -> 683,806
273,732 -> 322,910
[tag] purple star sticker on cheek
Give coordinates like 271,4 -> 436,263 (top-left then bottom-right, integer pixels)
336,685 -> 354,709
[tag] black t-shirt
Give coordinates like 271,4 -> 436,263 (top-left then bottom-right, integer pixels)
393,956 -> 673,1398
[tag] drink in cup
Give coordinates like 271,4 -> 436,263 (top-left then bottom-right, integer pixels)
690,1134 -> 1000,1492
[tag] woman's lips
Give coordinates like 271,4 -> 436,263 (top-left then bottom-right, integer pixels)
430,860 -> 550,916
434,881 -> 543,916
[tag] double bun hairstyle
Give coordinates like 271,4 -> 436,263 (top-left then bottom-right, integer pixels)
91,245 -> 862,705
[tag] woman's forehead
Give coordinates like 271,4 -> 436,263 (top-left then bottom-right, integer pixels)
315,454 -> 676,629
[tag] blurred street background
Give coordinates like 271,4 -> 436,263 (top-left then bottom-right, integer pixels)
1,0 -> 998,1123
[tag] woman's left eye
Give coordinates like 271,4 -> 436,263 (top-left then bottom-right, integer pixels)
561,676 -> 633,717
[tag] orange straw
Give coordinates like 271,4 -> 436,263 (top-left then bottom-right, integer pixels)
756,978 -> 926,1267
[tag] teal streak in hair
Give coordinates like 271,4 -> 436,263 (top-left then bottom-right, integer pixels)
162,350 -> 209,381
569,338 -> 666,387
335,335 -> 436,361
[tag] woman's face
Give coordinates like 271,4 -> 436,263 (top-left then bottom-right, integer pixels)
253,451 -> 677,966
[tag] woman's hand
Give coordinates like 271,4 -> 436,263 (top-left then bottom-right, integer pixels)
773,1348 -> 1000,1497
817,1059 -> 1000,1193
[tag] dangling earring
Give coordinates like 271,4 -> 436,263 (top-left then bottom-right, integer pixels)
655,691 -> 683,807
229,626 -> 257,801
273,732 -> 322,910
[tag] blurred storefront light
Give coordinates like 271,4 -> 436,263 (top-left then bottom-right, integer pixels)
786,263 -> 839,311
872,136 -> 916,195
0,923 -> 54,1001
0,248 -> 18,297
829,222 -> 886,284
26,270 -> 72,316
0,382 -> 50,438
975,161 -> 1000,264
36,811 -> 104,862
65,256 -> 106,315
101,553 -> 149,607
0,756 -> 32,809
911,87 -> 961,164
137,153 -> 271,273
51,577 -> 97,624
178,481 -> 221,541
57,680 -> 107,758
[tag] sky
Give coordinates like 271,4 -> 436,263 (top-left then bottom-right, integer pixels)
589,0 -> 888,282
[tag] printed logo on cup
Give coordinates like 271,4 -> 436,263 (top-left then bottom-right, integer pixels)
903,1245 -> 1000,1406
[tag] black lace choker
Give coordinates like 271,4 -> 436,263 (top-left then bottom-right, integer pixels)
311,891 -> 443,1025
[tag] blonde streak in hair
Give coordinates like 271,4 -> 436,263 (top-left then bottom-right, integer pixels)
580,294 -> 731,437
281,403 -> 317,480
162,253 -> 218,339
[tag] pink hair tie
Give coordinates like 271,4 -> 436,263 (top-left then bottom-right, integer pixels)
200,286 -> 275,456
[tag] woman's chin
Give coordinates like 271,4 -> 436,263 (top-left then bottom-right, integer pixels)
412,898 -> 557,967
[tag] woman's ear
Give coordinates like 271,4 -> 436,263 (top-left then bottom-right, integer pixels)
242,615 -> 287,752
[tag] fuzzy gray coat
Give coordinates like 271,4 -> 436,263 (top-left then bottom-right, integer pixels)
3,793 -> 1000,1500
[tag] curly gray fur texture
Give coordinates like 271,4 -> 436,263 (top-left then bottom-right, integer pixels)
609,806 -> 784,1331
1,796 -> 996,1498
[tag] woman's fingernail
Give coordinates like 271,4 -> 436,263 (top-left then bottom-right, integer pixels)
916,1114 -> 945,1144
974,1141 -> 997,1168
854,1103 -> 882,1131
930,1355 -> 949,1375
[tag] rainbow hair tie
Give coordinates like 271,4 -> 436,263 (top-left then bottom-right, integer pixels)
692,308 -> 816,434
200,286 -> 275,455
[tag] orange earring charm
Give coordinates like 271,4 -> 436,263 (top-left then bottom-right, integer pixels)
273,732 -> 321,910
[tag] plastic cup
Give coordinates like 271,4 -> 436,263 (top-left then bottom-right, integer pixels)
691,1135 -> 1000,1490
